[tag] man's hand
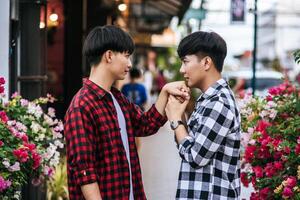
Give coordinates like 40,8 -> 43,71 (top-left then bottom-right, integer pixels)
162,81 -> 190,102
165,95 -> 190,120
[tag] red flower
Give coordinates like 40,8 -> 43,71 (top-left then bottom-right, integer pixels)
256,120 -> 271,136
0,86 -> 4,94
253,166 -> 263,178
0,111 -> 8,123
13,148 -> 29,163
241,172 -> 249,187
265,163 -> 276,177
266,95 -> 273,101
282,187 -> 294,198
32,151 -> 42,169
250,192 -> 259,200
244,146 -> 256,162
295,144 -> 300,155
273,161 -> 283,170
0,140 -> 3,147
0,77 -> 5,85
24,143 -> 36,152
259,187 -> 271,199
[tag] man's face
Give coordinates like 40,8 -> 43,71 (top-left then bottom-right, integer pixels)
179,54 -> 206,88
110,52 -> 132,80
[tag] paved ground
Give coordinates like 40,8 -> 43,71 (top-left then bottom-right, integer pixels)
138,123 -> 254,200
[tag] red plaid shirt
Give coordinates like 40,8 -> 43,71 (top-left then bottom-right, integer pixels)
64,79 -> 167,200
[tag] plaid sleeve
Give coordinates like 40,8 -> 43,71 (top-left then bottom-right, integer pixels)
178,97 -> 234,168
131,104 -> 167,137
65,107 -> 98,186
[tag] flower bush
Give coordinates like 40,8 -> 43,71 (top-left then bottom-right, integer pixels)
239,81 -> 300,199
0,77 -> 64,199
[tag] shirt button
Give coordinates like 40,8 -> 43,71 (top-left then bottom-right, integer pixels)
83,171 -> 86,176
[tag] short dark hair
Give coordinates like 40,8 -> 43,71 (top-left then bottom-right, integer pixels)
129,67 -> 142,79
177,31 -> 227,72
83,25 -> 135,66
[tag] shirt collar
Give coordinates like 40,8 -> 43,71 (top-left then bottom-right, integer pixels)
197,78 -> 228,101
83,78 -> 121,100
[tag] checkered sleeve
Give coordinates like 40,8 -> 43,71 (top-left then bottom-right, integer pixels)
130,103 -> 167,137
65,107 -> 98,186
178,97 -> 234,168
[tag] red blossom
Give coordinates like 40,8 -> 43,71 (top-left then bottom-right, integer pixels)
282,187 -> 294,198
32,151 -> 42,169
295,144 -> 300,155
266,95 -> 273,101
256,120 -> 272,136
241,172 -> 249,187
0,111 -> 8,123
0,77 -> 5,85
24,143 -> 36,152
253,166 -> 263,178
273,161 -> 283,170
0,86 -> 4,94
0,140 -> 3,147
13,148 -> 29,163
265,163 -> 276,177
259,187 -> 271,199
244,145 -> 256,162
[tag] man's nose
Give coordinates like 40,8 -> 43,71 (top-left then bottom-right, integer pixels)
179,65 -> 185,74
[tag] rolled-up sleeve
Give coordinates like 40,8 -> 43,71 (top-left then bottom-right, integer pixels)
178,99 -> 234,168
65,107 -> 98,186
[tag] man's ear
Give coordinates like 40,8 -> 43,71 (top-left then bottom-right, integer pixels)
203,56 -> 212,71
103,50 -> 114,63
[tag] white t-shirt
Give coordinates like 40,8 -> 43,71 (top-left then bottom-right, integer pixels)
110,92 -> 134,200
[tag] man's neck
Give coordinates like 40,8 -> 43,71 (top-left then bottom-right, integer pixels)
89,65 -> 114,91
199,73 -> 222,92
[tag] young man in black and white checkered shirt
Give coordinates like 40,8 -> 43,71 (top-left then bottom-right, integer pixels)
165,31 -> 241,200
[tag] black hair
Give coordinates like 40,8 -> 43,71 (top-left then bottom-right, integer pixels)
83,25 -> 135,66
177,31 -> 227,72
129,67 -> 142,79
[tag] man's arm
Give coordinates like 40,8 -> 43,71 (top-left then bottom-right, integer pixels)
64,107 -> 102,198
81,183 -> 102,200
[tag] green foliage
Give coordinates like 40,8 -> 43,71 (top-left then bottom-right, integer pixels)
47,156 -> 69,200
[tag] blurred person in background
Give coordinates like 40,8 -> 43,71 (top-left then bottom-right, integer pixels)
121,67 -> 147,111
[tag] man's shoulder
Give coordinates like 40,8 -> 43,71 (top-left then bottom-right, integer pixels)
68,87 -> 97,111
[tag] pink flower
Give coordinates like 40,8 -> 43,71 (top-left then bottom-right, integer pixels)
282,187 -> 294,198
253,166 -> 263,178
286,176 -> 297,188
0,175 -> 11,192
0,140 -> 3,147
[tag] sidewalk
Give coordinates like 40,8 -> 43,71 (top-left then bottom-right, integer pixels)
138,123 -> 253,200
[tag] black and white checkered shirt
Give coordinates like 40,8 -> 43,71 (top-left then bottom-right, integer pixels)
176,79 -> 241,200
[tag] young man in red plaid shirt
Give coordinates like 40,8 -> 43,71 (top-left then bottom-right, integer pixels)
64,25 -> 190,200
